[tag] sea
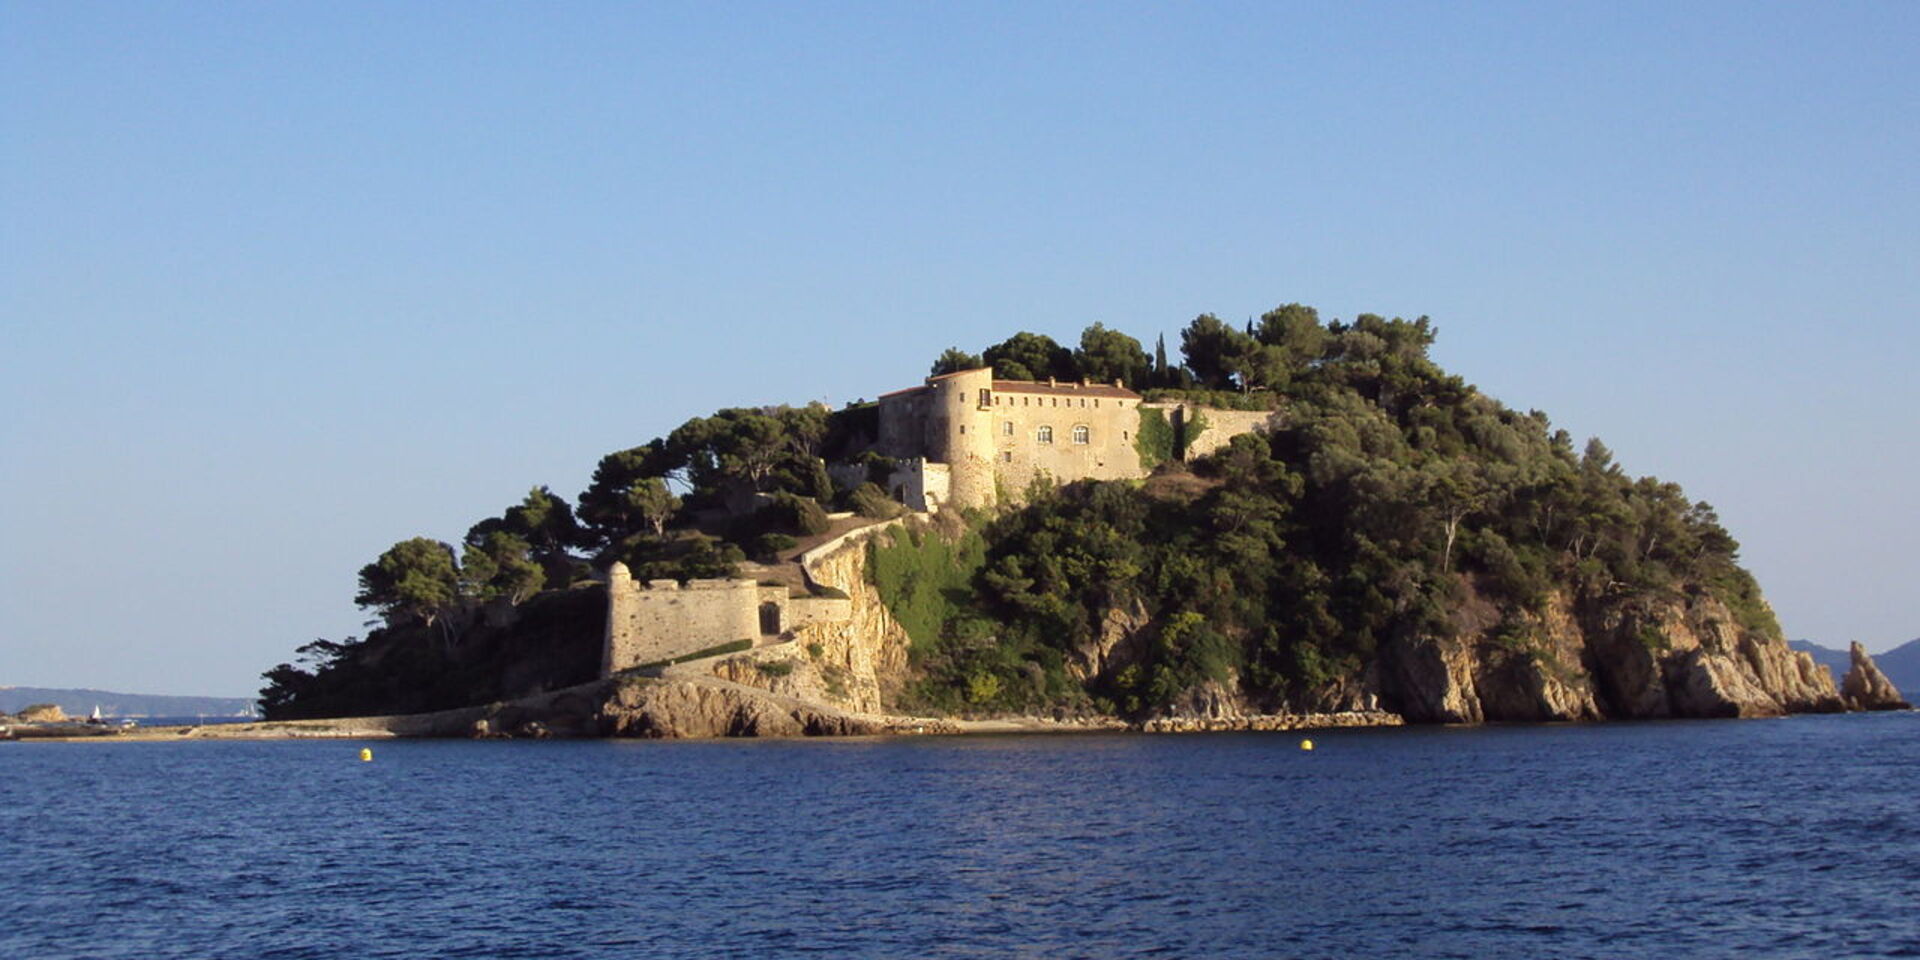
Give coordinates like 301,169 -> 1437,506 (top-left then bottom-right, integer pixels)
3,713 -> 1916,959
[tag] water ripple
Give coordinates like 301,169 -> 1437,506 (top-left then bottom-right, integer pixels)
2,714 -> 1918,957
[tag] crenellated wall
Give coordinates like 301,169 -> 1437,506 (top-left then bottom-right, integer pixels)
602,566 -> 763,675
602,562 -> 862,677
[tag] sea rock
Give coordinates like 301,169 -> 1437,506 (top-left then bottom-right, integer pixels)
1841,642 -> 1911,710
17,704 -> 67,723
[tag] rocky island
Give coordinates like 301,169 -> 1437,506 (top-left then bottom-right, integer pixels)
244,308 -> 1907,739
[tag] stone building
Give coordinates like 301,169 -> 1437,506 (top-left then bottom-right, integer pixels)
877,367 -> 1150,510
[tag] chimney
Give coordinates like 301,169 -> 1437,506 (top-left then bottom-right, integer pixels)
1048,376 -> 1056,387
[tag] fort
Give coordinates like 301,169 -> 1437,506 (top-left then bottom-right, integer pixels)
600,563 -> 853,675
601,367 -> 1281,677
876,367 -> 1279,510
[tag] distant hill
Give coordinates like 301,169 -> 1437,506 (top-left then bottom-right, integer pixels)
1791,639 -> 1920,698
0,687 -> 256,718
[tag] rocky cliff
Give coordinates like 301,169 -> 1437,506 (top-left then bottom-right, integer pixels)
705,523 -> 914,714
1070,579 -> 1861,726
1370,586 -> 1846,723
1841,641 -> 1911,710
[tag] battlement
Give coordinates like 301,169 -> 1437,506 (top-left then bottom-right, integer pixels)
601,563 -> 854,676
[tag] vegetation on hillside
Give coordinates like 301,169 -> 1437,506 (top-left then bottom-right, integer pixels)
884,307 -> 1765,718
264,302 -> 1765,725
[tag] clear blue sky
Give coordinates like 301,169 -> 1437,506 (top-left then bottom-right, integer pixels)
4,2 -> 1915,697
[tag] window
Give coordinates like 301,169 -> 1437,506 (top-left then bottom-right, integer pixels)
1072,425 -> 1090,445
1002,451 -> 1013,462
979,388 -> 992,409
1002,421 -> 1013,436
1037,425 -> 1054,444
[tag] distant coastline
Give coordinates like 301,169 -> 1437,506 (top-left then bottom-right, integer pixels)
0,686 -> 256,719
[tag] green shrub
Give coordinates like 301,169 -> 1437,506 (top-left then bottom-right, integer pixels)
752,532 -> 798,562
632,638 -> 754,671
767,493 -> 830,536
849,482 -> 906,519
1135,407 -> 1175,470
868,520 -> 988,652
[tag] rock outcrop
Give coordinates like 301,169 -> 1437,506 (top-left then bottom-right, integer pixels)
596,676 -> 885,738
1313,583 -> 1845,724
703,522 -> 914,714
1840,641 -> 1911,710
18,704 -> 67,723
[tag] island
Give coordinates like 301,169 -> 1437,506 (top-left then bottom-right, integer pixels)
233,307 -> 1908,740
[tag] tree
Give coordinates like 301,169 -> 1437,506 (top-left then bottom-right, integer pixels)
1423,456 -> 1500,573
1074,323 -> 1150,388
628,477 -> 681,538
1237,303 -> 1328,390
460,531 -> 545,605
356,538 -> 460,629
503,486 -> 583,557
466,486 -> 585,588
659,405 -> 834,505
983,332 -> 1077,382
931,347 -> 984,376
1180,314 -> 1255,390
579,445 -> 678,548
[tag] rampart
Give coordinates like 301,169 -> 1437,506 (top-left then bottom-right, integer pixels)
602,562 -> 859,677
1139,402 -> 1281,461
1179,405 -> 1281,460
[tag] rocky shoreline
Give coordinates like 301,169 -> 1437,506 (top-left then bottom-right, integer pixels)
16,671 -> 1900,744
2,673 -> 1405,742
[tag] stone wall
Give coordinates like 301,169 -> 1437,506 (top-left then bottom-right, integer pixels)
1179,406 -> 1281,460
707,518 -> 916,713
886,458 -> 950,513
787,595 -> 854,626
603,555 -> 866,676
602,566 -> 763,674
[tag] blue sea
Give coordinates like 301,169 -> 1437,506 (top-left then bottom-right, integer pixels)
4,714 -> 1917,959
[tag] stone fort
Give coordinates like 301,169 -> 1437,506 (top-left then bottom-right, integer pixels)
876,366 -> 1277,511
600,366 -> 1278,677
600,563 -> 852,676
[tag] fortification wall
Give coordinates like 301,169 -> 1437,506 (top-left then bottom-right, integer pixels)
603,566 -> 763,674
1181,406 -> 1281,460
886,458 -> 949,512
787,596 -> 854,626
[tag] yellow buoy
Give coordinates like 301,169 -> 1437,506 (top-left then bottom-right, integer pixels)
1299,739 -> 1314,751
359,747 -> 373,762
